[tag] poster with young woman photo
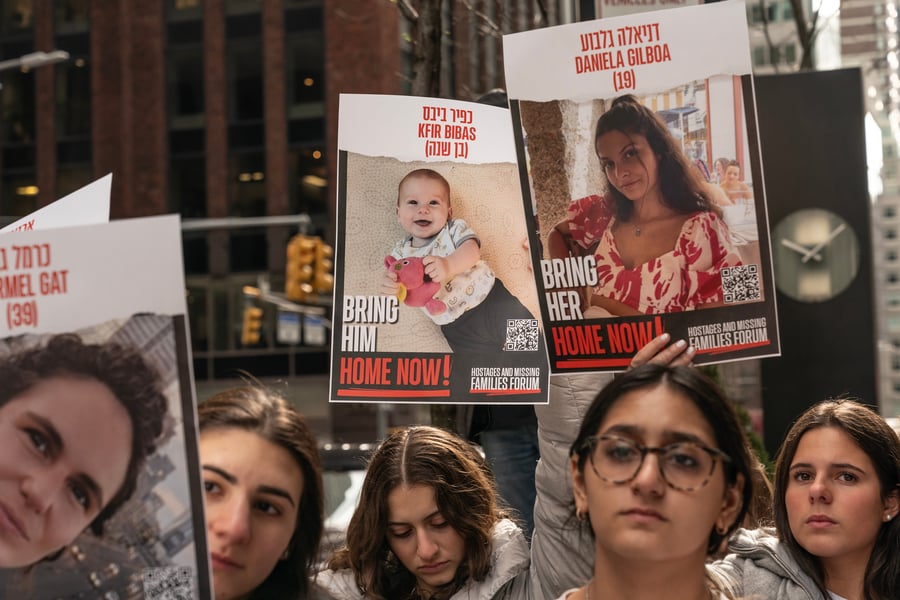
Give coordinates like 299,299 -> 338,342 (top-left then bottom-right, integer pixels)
0,216 -> 210,599
331,94 -> 549,404
503,1 -> 780,373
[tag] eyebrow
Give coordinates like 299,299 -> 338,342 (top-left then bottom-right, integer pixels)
601,424 -> 710,446
202,465 -> 297,507
789,462 -> 865,473
27,412 -> 105,506
387,509 -> 442,527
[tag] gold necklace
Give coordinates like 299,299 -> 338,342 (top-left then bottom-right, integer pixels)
633,197 -> 645,237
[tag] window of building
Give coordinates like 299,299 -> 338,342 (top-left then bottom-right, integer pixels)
1,68 -> 34,144
287,34 -> 324,120
168,45 -> 205,129
748,5 -> 764,23
54,0 -> 89,33
171,156 -> 207,218
56,59 -> 91,139
228,151 -> 266,217
752,46 -> 767,67
227,40 -> 263,123
887,228 -> 898,240
1,169 -> 37,218
770,46 -> 782,64
0,0 -> 32,35
225,0 -> 260,15
288,146 -> 327,226
886,206 -> 897,218
168,0 -> 202,20
784,44 -> 797,64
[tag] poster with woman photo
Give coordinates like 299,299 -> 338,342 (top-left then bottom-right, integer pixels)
503,1 -> 780,373
331,94 -> 549,404
0,215 -> 210,599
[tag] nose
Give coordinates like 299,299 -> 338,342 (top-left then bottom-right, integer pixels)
615,163 -> 630,182
808,476 -> 832,503
21,467 -> 65,514
630,452 -> 665,497
210,495 -> 251,544
415,529 -> 439,561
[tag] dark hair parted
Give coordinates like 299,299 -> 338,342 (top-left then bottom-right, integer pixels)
0,333 -> 166,536
594,94 -> 718,222
397,168 -> 451,206
198,386 -> 324,600
328,425 -> 505,600
773,399 -> 900,600
569,364 -> 753,554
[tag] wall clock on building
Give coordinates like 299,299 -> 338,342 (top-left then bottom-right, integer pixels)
771,208 -> 860,303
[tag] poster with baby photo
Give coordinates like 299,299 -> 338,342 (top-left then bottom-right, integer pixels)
503,1 -> 780,372
0,215 -> 211,600
331,93 -> 549,404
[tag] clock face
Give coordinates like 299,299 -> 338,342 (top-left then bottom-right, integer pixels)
771,208 -> 860,303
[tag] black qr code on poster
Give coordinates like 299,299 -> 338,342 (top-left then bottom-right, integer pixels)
505,319 -> 539,351
142,566 -> 194,600
721,264 -> 761,303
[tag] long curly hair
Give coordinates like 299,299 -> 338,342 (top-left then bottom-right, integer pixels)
773,399 -> 900,600
0,333 -> 167,536
594,94 -> 718,221
327,425 -> 507,600
198,385 -> 324,600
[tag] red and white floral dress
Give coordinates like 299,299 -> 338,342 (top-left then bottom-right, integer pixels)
565,194 -> 741,314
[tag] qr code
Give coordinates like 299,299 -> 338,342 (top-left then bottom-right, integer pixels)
142,566 -> 194,600
505,318 -> 539,351
721,264 -> 761,303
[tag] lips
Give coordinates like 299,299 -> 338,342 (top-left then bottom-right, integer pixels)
806,514 -> 837,527
418,560 -> 450,574
210,552 -> 243,570
621,507 -> 665,522
0,501 -> 28,541
414,219 -> 432,227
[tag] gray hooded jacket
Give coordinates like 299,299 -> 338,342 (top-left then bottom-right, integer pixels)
710,527 -> 824,600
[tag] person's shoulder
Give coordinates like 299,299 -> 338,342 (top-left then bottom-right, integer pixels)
313,568 -> 363,600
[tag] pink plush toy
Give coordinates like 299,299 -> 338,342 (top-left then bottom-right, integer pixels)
384,256 -> 447,316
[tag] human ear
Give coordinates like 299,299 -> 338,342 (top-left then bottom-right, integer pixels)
571,455 -> 589,517
883,487 -> 899,521
715,473 -> 745,534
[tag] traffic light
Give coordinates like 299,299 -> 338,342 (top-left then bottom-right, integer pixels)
285,234 -> 334,300
285,235 -> 316,302
313,240 -> 334,294
241,305 -> 263,346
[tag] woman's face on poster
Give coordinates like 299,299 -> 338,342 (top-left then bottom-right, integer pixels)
0,376 -> 132,568
596,130 -> 661,203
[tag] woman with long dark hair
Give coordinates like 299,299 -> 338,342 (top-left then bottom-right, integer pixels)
548,95 -> 741,316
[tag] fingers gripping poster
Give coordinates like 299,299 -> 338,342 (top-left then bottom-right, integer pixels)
503,1 -> 780,372
331,94 -> 549,404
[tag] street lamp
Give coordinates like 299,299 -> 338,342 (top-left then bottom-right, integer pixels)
0,50 -> 69,73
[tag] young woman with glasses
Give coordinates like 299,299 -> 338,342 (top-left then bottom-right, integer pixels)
556,363 -> 754,600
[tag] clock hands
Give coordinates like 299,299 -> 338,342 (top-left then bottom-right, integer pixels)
801,223 -> 846,263
780,238 -> 822,262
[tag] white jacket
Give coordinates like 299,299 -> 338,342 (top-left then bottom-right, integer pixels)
316,518 -> 530,600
